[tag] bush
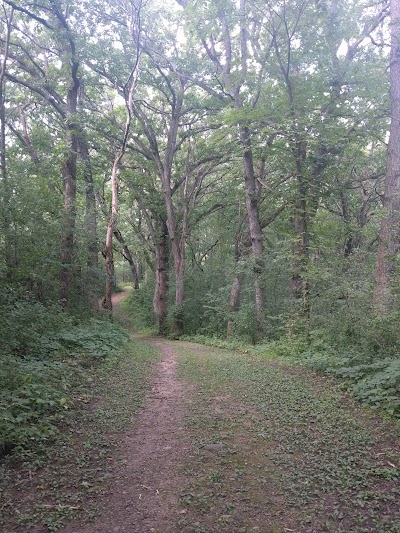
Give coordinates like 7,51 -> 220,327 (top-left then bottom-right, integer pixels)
0,287 -> 128,457
0,356 -> 83,455
303,352 -> 400,416
119,285 -> 155,333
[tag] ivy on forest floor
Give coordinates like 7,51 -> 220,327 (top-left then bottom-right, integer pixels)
177,344 -> 400,533
0,340 -> 159,532
182,334 -> 400,417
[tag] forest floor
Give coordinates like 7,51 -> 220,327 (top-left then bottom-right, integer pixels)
1,293 -> 400,533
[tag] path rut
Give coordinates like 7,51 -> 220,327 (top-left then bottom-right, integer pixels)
61,339 -> 189,533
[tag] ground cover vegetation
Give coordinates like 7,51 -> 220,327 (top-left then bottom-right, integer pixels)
0,332 -> 159,532
1,0 -> 400,474
176,342 -> 400,533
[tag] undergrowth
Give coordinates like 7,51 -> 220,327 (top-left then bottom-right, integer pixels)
118,287 -> 156,334
181,333 -> 400,418
0,339 -> 158,532
177,345 -> 400,532
180,334 -> 251,353
0,288 -> 128,456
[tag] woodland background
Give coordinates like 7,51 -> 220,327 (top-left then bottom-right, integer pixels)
1,0 -> 400,454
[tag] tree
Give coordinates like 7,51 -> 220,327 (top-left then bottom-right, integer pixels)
374,0 -> 400,313
0,4 -> 13,279
178,0 -> 272,338
3,1 -> 82,306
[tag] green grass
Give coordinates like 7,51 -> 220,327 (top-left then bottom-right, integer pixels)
177,343 -> 400,532
181,334 -> 400,418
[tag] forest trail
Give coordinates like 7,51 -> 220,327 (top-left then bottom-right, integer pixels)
3,296 -> 399,533
61,338 -> 189,533
60,291 -> 191,532
58,299 -> 400,533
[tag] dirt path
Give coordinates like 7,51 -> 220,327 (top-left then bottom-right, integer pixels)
61,339 -> 189,533
2,296 -> 399,532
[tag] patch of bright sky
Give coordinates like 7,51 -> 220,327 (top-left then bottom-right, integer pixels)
336,40 -> 348,58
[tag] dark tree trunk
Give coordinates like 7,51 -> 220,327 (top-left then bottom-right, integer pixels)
227,238 -> 246,338
57,12 -> 80,306
59,102 -> 79,305
291,175 -> 310,330
158,86 -> 186,336
79,137 -> 99,310
153,222 -> 169,334
239,125 -> 265,339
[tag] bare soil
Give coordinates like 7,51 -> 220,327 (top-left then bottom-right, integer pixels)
61,340 -> 190,533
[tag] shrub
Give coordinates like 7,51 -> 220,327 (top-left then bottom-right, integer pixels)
0,287 -> 128,457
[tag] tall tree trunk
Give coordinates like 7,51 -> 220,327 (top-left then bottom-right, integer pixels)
59,83 -> 79,305
57,8 -> 80,306
174,253 -> 185,336
104,157 -> 120,311
0,8 -> 13,280
79,137 -> 99,310
291,175 -> 310,331
102,0 -> 142,310
227,238 -> 246,338
153,222 -> 169,334
239,125 -> 265,339
374,0 -> 400,313
159,86 -> 186,336
164,186 -> 185,335
0,83 -> 12,279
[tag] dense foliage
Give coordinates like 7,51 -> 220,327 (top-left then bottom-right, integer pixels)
0,286 -> 127,456
0,0 -> 399,422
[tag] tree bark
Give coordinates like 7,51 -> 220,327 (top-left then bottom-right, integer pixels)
291,174 -> 310,330
157,85 -> 185,336
0,7 -> 13,279
153,221 -> 169,334
104,157 -> 120,311
79,137 -> 99,310
373,0 -> 400,313
57,10 -> 80,306
239,125 -> 265,338
227,236 -> 246,337
59,84 -> 79,304
102,2 -> 141,310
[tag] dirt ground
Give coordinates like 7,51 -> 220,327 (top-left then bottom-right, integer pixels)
2,291 -> 399,533
61,288 -> 190,532
61,340 -> 189,533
